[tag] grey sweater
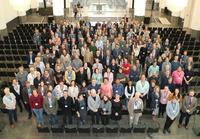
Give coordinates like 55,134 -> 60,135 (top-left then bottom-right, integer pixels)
88,95 -> 101,112
100,100 -> 112,115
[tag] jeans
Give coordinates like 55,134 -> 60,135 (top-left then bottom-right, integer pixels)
48,114 -> 58,126
33,108 -> 44,125
125,97 -> 130,109
7,109 -> 17,125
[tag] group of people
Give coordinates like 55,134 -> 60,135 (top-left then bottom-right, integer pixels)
0,17 -> 198,134
73,1 -> 83,19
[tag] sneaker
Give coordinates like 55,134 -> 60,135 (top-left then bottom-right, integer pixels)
167,129 -> 171,133
163,129 -> 166,134
28,116 -> 32,119
185,126 -> 189,130
10,124 -> 15,128
178,124 -> 182,128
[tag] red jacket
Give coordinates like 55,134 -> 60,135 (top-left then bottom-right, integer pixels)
122,63 -> 131,75
29,94 -> 43,109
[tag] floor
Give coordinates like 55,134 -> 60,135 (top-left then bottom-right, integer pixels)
1,6 -> 199,139
0,109 -> 199,139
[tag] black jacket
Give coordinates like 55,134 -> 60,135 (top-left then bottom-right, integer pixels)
59,96 -> 74,112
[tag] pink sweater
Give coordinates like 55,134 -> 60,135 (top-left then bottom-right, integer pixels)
172,70 -> 184,85
100,83 -> 112,98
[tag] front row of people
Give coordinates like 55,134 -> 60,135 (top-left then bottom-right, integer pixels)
2,87 -> 197,134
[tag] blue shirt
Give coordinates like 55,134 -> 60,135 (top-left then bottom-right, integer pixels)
112,83 -> 124,96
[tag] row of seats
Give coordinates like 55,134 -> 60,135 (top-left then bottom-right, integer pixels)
37,122 -> 159,134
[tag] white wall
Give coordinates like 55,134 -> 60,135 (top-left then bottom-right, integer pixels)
0,0 -> 18,29
190,0 -> 200,30
183,0 -> 200,30
0,0 -> 32,30
30,0 -> 39,9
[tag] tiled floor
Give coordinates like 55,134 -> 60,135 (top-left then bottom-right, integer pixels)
0,109 -> 199,139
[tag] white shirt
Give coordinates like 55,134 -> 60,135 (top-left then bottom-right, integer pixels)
13,84 -> 20,95
27,72 -> 36,85
3,93 -> 16,110
125,86 -> 135,98
68,86 -> 79,101
136,80 -> 150,96
54,85 -> 68,99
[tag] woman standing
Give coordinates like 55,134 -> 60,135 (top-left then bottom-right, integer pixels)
163,96 -> 179,134
150,86 -> 160,121
104,67 -> 114,84
92,68 -> 103,85
100,96 -> 112,125
100,78 -> 112,99
125,80 -> 135,109
168,88 -> 182,104
75,94 -> 87,125
159,86 -> 171,118
111,94 -> 122,122
68,80 -> 79,103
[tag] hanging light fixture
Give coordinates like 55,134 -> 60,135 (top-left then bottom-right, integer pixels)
9,0 -> 31,12
166,0 -> 188,12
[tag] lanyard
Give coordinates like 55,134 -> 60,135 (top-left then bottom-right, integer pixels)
188,96 -> 191,106
171,102 -> 176,111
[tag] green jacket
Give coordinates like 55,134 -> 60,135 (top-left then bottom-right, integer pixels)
43,96 -> 58,115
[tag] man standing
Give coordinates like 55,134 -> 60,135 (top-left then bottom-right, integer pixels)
16,66 -> 28,87
178,90 -> 197,129
43,90 -> 58,127
172,66 -> 184,90
11,79 -> 23,112
59,90 -> 74,127
3,87 -> 17,128
136,74 -> 150,106
21,81 -> 33,119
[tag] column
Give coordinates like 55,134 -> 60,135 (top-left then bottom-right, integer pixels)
134,0 -> 146,16
0,12 -> 6,30
30,0 -> 39,10
159,0 -> 167,9
189,0 -> 200,30
127,0 -> 133,9
52,0 -> 64,16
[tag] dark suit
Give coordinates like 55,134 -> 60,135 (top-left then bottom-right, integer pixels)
103,55 -> 113,68
76,71 -> 88,85
59,96 -> 74,125
21,87 -> 33,118
27,54 -> 35,65
10,85 -> 23,112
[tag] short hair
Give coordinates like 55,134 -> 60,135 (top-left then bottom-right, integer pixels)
63,90 -> 68,93
91,89 -> 96,94
47,90 -> 52,94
